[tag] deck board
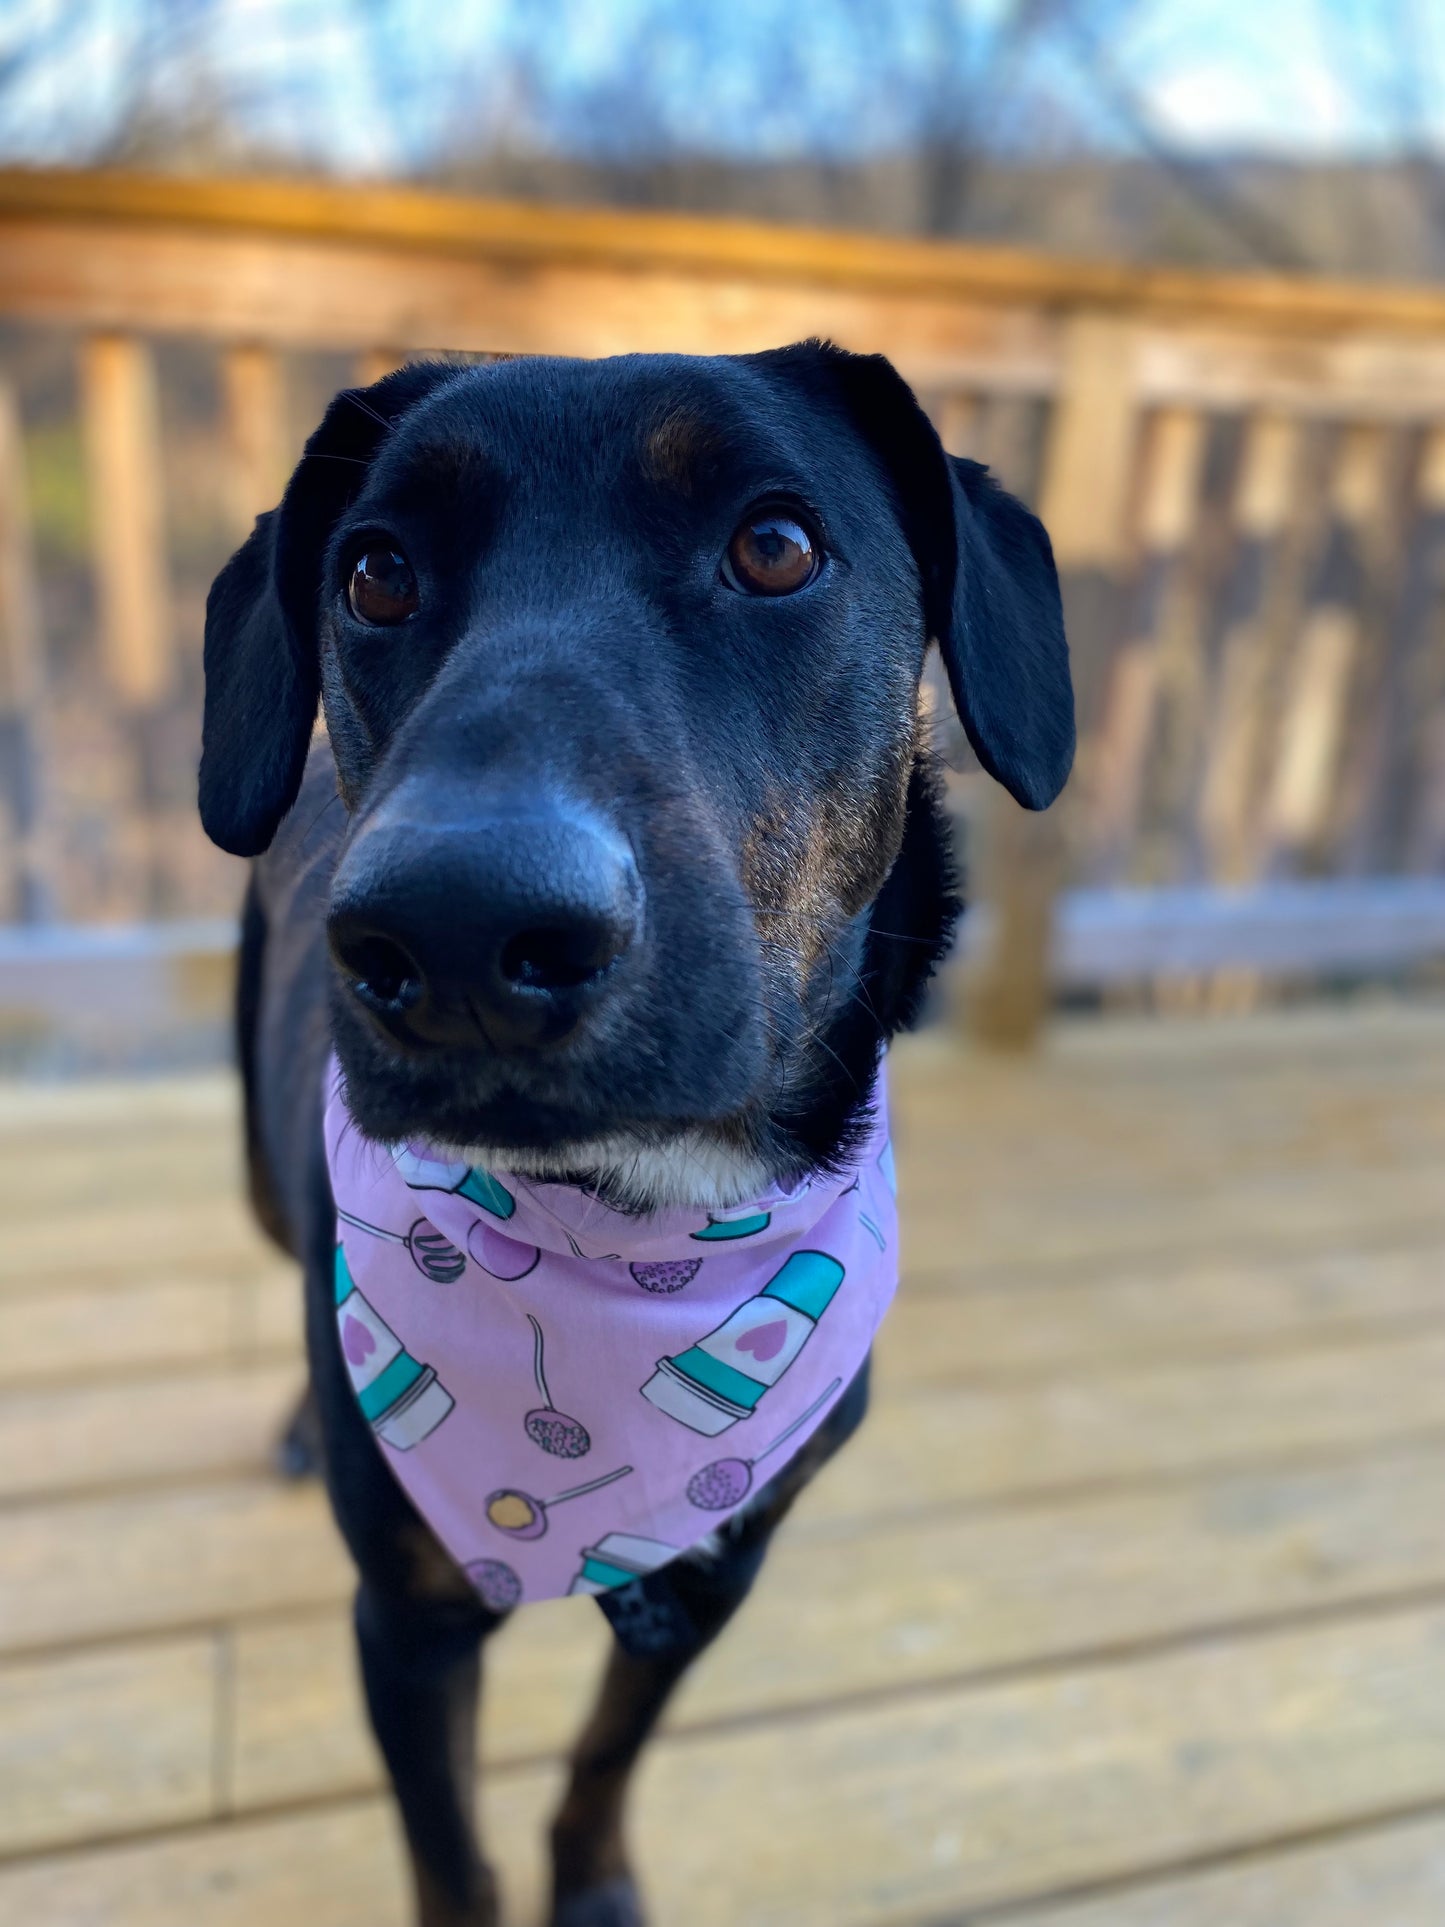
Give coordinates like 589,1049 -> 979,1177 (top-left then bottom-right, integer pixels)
5,1319 -> 1443,1511
993,1813 -> 1445,1926
6,1230 -> 1445,1390
6,1608 -> 1445,1926
2,1005 -> 1444,1922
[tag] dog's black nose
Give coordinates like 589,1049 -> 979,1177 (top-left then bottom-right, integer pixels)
328,804 -> 642,1052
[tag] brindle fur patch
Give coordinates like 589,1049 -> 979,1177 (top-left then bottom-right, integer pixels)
400,1518 -> 481,1605
638,408 -> 725,495
741,728 -> 916,986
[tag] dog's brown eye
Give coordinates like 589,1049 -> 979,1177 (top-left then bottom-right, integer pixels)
723,513 -> 819,596
347,547 -> 418,626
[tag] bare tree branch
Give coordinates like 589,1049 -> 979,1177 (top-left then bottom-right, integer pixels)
1053,0 -> 1316,270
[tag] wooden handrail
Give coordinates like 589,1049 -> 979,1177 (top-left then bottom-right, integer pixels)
6,165 -> 1445,340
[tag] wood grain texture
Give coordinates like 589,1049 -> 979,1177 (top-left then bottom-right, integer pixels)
0,1276 -> 244,1387
79,333 -> 171,707
220,343 -> 290,537
0,1638 -> 216,1857
12,168 -> 1445,339
0,1480 -> 350,1654
996,1814 -> 1445,1927
1039,315 -> 1139,571
0,219 -> 1060,383
0,1195 -> 267,1292
227,1439 -> 1445,1815
6,1608 -> 1445,1925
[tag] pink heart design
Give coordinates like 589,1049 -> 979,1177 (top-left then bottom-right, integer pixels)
342,1315 -> 377,1367
735,1318 -> 787,1363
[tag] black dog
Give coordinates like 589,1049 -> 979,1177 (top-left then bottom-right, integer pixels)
199,342 -> 1072,1927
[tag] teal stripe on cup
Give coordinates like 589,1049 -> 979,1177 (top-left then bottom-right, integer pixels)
459,1168 -> 515,1218
691,1209 -> 771,1242
761,1250 -> 844,1322
671,1345 -> 766,1411
358,1349 -> 424,1423
579,1554 -> 636,1590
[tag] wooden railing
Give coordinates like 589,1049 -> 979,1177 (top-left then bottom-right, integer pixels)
4,168 -> 1445,1036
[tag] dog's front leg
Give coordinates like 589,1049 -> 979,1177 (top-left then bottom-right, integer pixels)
549,1638 -> 694,1927
354,1576 -> 500,1927
548,1361 -> 871,1925
304,1243 -> 507,1926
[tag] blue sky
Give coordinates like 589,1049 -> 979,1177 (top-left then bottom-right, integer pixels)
0,0 -> 1441,173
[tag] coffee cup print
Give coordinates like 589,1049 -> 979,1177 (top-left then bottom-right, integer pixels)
641,1249 -> 845,1435
392,1147 -> 516,1220
336,1206 -> 465,1283
523,1313 -> 590,1458
486,1462 -> 632,1540
334,1245 -> 454,1450
569,1532 -> 678,1596
686,1376 -> 844,1510
691,1209 -> 771,1243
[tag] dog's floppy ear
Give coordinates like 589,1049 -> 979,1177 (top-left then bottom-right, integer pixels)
199,361 -> 463,857
757,342 -> 1075,810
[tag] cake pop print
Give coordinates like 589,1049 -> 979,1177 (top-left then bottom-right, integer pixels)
686,1377 -> 843,1510
564,1231 -> 622,1262
630,1258 -> 702,1294
486,1462 -> 632,1540
467,1218 -> 539,1281
464,1558 -> 523,1614
336,1208 -> 465,1283
858,1211 -> 886,1253
523,1313 -> 590,1458
877,1140 -> 897,1195
392,1147 -> 516,1219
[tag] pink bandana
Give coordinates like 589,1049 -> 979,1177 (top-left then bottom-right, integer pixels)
324,1063 -> 898,1612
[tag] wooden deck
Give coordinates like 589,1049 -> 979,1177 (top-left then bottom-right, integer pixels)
3,1004 -> 1445,1924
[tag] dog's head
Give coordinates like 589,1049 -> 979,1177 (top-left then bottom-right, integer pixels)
201,344 -> 1072,1206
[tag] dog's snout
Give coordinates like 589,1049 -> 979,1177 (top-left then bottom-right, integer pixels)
328,806 -> 642,1053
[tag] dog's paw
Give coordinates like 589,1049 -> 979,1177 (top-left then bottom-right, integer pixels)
550,1876 -> 646,1927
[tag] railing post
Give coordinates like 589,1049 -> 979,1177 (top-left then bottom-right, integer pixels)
80,332 -> 171,707
221,342 -> 288,537
1264,423 -> 1390,866
1087,405 -> 1207,882
962,312 -> 1138,1049
1198,412 -> 1305,883
80,331 -> 173,916
0,378 -> 50,921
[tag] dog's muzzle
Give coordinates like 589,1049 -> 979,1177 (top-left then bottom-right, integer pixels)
327,789 -> 643,1055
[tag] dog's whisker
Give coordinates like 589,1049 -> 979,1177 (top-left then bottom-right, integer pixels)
298,449 -> 374,468
298,787 -> 344,848
340,388 -> 398,431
